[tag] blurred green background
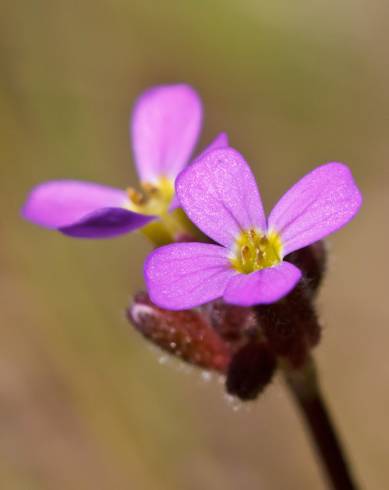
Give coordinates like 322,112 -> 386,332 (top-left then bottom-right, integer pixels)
1,1 -> 388,488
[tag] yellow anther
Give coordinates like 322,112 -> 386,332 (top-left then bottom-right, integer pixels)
249,229 -> 257,240
241,245 -> 251,264
127,187 -> 145,205
141,182 -> 159,195
125,177 -> 175,217
255,248 -> 264,264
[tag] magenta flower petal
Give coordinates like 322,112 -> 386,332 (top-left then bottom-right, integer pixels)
60,207 -> 154,238
22,180 -> 153,238
194,132 -> 229,161
169,132 -> 229,211
268,163 -> 362,255
223,262 -> 302,306
145,242 -> 235,310
131,84 -> 202,182
23,180 -> 129,228
176,148 -> 266,247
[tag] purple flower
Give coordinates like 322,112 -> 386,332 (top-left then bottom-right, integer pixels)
22,84 -> 228,239
145,148 -> 362,309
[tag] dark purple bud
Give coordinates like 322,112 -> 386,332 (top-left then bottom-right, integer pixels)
286,241 -> 327,297
226,341 -> 277,401
127,292 -> 232,373
203,300 -> 258,347
255,284 -> 321,368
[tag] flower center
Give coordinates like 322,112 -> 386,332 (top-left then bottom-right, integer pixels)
230,229 -> 282,274
125,177 -> 204,246
126,177 -> 175,216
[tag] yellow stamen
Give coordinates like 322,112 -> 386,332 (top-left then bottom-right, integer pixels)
125,177 -> 174,216
255,248 -> 264,266
241,245 -> 251,265
230,228 -> 282,274
127,187 -> 145,205
141,182 -> 159,195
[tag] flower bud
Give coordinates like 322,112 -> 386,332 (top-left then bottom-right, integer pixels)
286,241 -> 327,298
255,284 -> 321,368
127,292 -> 232,373
202,300 -> 258,346
226,341 -> 277,401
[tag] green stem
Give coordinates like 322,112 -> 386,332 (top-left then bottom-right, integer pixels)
284,359 -> 360,490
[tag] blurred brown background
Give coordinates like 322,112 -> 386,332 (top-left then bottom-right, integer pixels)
1,1 -> 388,489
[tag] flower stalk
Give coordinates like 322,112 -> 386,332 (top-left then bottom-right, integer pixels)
284,358 -> 359,490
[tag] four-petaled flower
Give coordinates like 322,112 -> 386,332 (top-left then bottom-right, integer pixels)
22,84 -> 227,240
145,148 -> 362,309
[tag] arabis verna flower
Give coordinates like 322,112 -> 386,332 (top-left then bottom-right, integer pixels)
22,84 -> 227,240
145,148 -> 362,308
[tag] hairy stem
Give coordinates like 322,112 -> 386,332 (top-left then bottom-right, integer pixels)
284,359 -> 359,490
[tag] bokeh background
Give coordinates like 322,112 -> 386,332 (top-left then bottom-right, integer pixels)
1,1 -> 388,488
